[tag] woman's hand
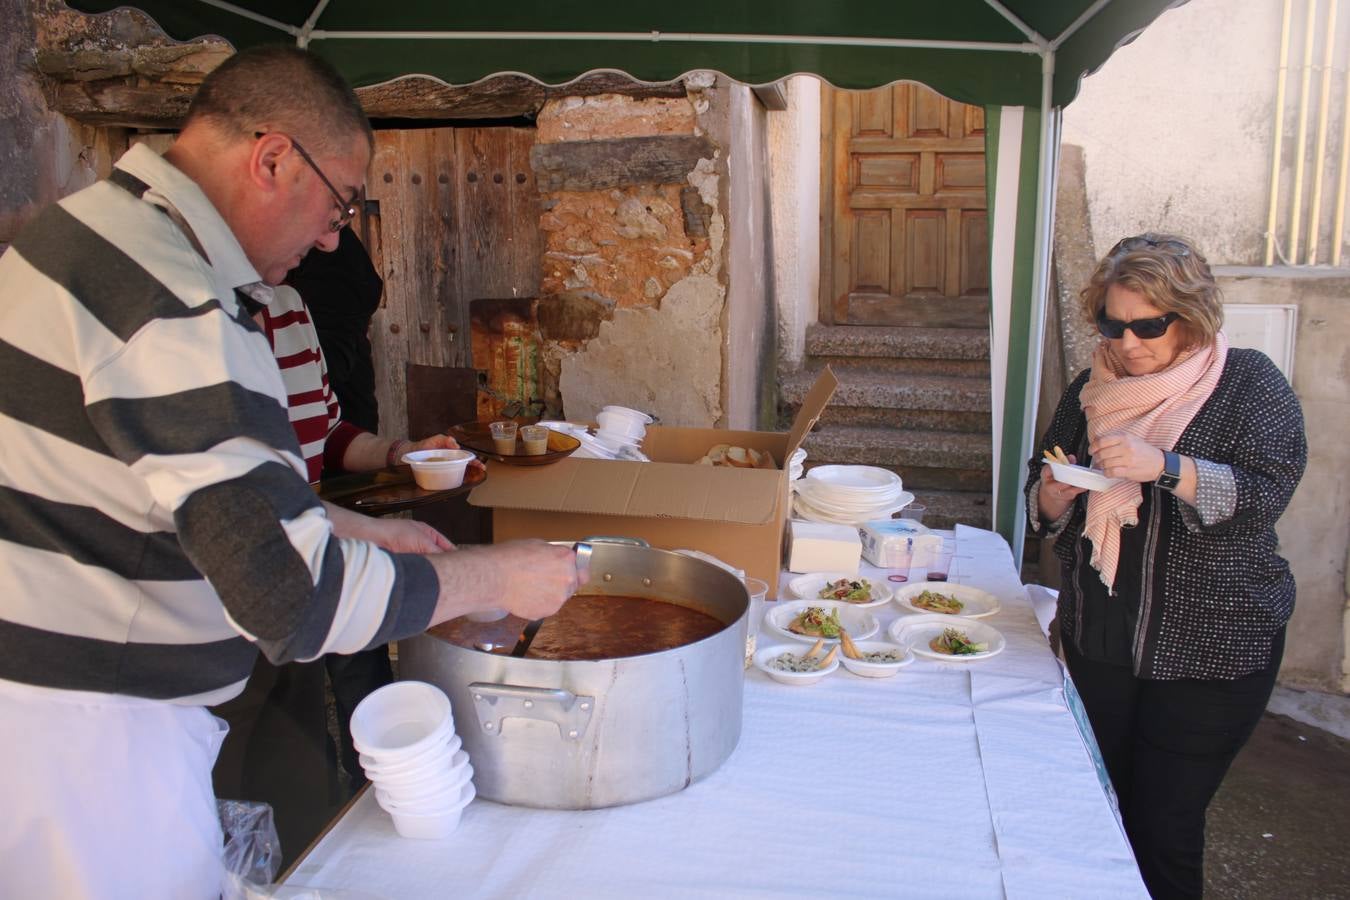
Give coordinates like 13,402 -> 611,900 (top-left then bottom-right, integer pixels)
402,433 -> 485,474
1089,432 -> 1166,483
1038,453 -> 1088,521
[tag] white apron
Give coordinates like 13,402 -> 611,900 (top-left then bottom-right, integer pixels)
0,678 -> 229,899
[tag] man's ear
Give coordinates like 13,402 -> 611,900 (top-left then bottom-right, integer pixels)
248,132 -> 292,194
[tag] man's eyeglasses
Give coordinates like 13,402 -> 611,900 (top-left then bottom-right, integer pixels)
1109,236 -> 1191,257
1096,311 -> 1181,340
256,132 -> 359,233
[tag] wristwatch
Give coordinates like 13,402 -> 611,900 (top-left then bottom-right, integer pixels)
1156,450 -> 1182,491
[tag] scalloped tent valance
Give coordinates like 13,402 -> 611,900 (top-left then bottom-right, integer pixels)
66,0 -> 1186,553
69,0 -> 1181,108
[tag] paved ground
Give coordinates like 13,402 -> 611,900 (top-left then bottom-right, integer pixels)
1205,712 -> 1350,898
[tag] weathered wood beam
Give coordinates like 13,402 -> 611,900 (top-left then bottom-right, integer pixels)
530,135 -> 716,192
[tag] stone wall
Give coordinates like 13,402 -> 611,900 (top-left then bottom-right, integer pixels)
548,78 -> 735,427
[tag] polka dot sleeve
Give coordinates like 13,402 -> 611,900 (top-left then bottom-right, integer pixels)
1177,458 -> 1238,531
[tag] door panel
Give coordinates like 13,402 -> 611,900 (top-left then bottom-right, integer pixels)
822,82 -> 990,327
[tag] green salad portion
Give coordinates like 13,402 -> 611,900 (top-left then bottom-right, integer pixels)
817,578 -> 873,604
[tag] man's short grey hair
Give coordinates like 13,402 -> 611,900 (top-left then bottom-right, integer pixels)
185,45 -> 373,156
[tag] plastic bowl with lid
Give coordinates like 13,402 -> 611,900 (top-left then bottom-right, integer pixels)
402,448 -> 474,490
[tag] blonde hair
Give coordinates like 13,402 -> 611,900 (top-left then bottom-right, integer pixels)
1079,233 -> 1223,347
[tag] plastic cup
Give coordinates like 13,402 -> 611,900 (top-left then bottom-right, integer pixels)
899,503 -> 927,524
926,540 -> 956,582
350,681 -> 454,765
520,424 -> 549,455
743,577 -> 770,668
489,421 -> 517,455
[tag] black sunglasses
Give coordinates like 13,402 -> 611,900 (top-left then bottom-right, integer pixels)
1097,311 -> 1182,340
1109,235 -> 1191,257
256,132 -> 359,232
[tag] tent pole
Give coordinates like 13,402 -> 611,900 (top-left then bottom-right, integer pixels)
194,0 -> 299,37
1013,48 -> 1059,565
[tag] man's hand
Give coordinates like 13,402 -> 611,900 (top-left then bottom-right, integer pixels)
1089,432 -> 1166,483
426,540 -> 585,626
324,502 -> 454,553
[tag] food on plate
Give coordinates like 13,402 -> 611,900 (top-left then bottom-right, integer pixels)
1041,445 -> 1072,465
819,645 -> 839,667
803,638 -> 826,659
839,629 -> 861,660
859,648 -> 908,664
788,606 -> 842,638
928,627 -> 989,656
817,577 -> 873,604
910,590 -> 965,615
695,443 -> 776,469
767,648 -> 835,673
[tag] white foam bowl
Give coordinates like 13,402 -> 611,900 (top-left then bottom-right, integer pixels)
752,642 -> 840,686
595,410 -> 647,438
601,405 -> 654,424
840,640 -> 914,678
385,783 -> 477,840
360,733 -> 463,780
402,448 -> 474,490
351,681 -> 454,763
372,751 -> 473,801
1047,460 -> 1125,492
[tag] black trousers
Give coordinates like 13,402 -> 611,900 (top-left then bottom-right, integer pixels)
1064,631 -> 1284,900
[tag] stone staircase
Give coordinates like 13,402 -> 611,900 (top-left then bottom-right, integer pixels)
781,324 -> 993,530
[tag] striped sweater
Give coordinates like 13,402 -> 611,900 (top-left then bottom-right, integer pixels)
258,285 -> 363,484
0,144 -> 437,706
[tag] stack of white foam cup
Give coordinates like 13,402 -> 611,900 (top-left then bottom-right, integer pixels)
593,405 -> 652,454
349,681 -> 475,839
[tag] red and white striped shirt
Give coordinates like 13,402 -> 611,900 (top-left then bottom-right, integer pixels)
259,285 -> 365,483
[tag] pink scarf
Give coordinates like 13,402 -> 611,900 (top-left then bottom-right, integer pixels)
1078,332 -> 1228,591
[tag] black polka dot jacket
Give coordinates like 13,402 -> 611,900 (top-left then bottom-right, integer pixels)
1025,348 -> 1308,680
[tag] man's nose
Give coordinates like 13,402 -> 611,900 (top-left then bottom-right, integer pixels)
314,229 -> 340,253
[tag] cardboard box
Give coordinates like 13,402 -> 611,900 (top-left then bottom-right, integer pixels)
468,368 -> 838,586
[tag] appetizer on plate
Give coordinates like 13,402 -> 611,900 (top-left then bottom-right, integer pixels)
766,640 -> 839,672
928,627 -> 989,656
817,577 -> 874,604
909,589 -> 964,615
788,606 -> 843,638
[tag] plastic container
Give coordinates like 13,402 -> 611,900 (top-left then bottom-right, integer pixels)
359,732 -> 462,780
350,681 -> 454,764
373,751 -> 473,800
385,783 -> 477,840
839,640 -> 914,678
489,421 -> 517,456
752,642 -> 839,686
402,449 -> 473,490
743,577 -> 769,668
519,424 -> 549,455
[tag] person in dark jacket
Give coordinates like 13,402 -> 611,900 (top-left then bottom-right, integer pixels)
286,226 -> 394,789
1026,233 -> 1306,900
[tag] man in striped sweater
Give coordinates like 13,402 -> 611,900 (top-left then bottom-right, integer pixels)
0,47 -> 580,898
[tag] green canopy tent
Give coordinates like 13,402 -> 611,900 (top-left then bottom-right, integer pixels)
70,0 -> 1185,556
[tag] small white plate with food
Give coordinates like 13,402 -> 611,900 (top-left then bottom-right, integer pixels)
787,572 -> 893,609
752,642 -> 841,685
888,616 -> 1006,661
892,582 -> 1001,619
764,600 -> 880,645
1042,445 -> 1124,492
838,637 -> 914,678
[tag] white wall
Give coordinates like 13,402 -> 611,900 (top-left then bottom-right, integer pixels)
767,76 -> 821,374
1062,0 -> 1350,266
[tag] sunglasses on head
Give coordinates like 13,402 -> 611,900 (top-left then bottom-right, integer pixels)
1096,311 -> 1181,340
1109,235 -> 1191,257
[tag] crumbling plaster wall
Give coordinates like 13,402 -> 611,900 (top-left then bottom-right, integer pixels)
0,0 -> 128,250
549,78 -> 733,427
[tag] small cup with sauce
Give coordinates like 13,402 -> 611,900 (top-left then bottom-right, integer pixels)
489,420 -> 517,456
519,424 -> 549,456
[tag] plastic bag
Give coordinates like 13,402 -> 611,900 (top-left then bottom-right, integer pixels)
219,799 -> 281,900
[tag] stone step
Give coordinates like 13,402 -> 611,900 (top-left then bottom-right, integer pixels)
805,324 -> 989,361
807,355 -> 989,378
909,489 -> 993,531
783,368 -> 991,415
812,405 -> 990,433
800,425 -> 992,471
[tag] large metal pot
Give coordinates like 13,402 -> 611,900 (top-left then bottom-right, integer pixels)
400,539 -> 749,809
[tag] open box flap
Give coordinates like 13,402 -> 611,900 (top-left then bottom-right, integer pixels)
786,367 -> 838,458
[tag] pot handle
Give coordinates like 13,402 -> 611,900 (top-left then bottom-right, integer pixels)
468,683 -> 596,741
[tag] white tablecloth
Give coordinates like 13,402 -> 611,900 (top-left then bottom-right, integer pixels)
281,526 -> 1146,899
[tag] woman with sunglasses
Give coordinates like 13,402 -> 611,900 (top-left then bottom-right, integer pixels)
1026,233 -> 1306,899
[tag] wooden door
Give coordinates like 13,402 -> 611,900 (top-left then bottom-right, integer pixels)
361,126 -> 540,439
821,83 -> 989,327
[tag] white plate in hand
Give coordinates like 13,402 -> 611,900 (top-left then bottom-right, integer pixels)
887,615 -> 1006,661
1047,461 -> 1125,492
764,600 -> 880,645
891,582 -> 1001,619
787,572 -> 893,609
